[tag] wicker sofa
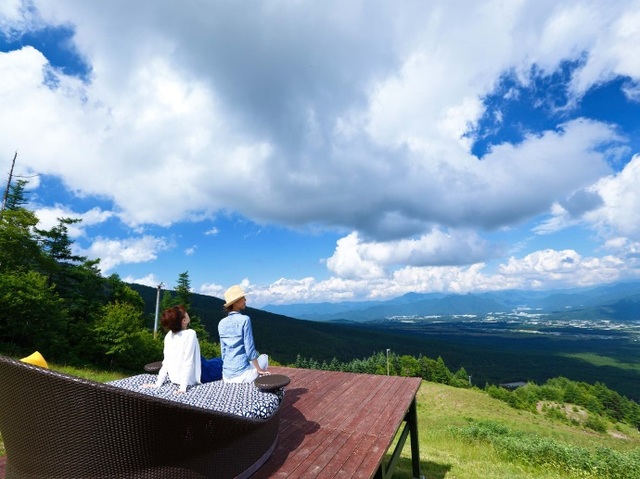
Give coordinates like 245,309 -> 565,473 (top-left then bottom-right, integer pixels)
0,355 -> 281,478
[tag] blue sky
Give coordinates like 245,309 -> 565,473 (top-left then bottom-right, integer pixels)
2,1 -> 640,307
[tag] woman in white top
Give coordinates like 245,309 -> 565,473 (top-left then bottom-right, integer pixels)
144,305 -> 221,394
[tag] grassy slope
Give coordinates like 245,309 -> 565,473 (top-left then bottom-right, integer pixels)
392,382 -> 640,479
2,367 -> 638,478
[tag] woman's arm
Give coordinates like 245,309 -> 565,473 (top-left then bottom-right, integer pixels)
244,318 -> 269,375
143,337 -> 169,388
251,356 -> 270,375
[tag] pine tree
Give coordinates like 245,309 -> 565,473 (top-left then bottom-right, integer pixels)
174,271 -> 192,310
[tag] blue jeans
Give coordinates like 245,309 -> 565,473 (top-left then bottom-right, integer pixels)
200,356 -> 223,383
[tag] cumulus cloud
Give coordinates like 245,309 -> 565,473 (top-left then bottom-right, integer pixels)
263,245 -> 638,306
123,273 -> 162,288
79,236 -> 171,272
249,246 -> 634,307
587,154 -> 640,239
326,229 -> 495,279
498,249 -> 625,287
0,0 -> 634,239
34,205 -> 114,237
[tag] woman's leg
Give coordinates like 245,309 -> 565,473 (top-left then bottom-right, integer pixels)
257,354 -> 269,371
223,355 -> 270,383
200,356 -> 223,383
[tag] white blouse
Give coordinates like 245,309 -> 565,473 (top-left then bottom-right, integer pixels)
155,329 -> 201,392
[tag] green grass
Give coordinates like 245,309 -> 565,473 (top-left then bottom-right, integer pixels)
2,367 -> 640,478
390,382 -> 640,479
559,352 -> 640,373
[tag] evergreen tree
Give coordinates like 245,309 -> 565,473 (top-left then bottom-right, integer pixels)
160,290 -> 175,312
432,356 -> 452,384
452,366 -> 471,388
158,271 -> 220,358
0,180 -> 43,273
36,217 -> 85,265
173,271 -> 192,310
419,356 -> 435,382
3,178 -> 29,211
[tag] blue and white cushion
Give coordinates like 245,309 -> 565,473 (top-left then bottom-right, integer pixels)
108,374 -> 282,419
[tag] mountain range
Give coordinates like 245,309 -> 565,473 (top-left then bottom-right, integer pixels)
262,281 -> 640,322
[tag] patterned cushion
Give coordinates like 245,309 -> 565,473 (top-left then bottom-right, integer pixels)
108,374 -> 281,419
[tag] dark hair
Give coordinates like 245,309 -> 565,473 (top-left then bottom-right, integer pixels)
160,305 -> 186,333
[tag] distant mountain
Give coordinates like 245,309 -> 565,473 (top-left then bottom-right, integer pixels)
260,300 -> 385,321
263,281 -> 640,322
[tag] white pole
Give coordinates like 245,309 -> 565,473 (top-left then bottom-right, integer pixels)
386,349 -> 390,376
153,282 -> 164,338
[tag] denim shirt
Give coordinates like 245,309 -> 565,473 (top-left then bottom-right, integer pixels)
218,312 -> 259,380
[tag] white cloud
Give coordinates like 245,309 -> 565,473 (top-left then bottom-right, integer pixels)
246,247 -> 637,307
34,205 -> 114,237
123,273 -> 162,288
0,0 -> 35,32
498,249 -> 625,287
199,282 -> 226,301
587,154 -> 640,239
325,229 -> 494,280
81,236 -> 171,272
569,4 -> 640,98
1,1 -> 634,239
326,233 -> 386,279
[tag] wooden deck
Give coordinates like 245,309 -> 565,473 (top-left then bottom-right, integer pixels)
255,366 -> 422,478
0,367 -> 422,478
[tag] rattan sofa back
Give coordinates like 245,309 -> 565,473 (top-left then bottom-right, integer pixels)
0,355 -> 280,478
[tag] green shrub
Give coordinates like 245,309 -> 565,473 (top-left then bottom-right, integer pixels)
585,414 -> 608,434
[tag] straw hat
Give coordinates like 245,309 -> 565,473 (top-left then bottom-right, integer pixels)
224,285 -> 246,308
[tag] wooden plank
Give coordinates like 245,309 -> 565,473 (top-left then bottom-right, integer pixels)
283,374 -> 393,478
331,432 -> 380,479
257,369 -> 370,478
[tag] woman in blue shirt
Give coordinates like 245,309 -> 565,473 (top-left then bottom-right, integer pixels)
218,285 -> 270,383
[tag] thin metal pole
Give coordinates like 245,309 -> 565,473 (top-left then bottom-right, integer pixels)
153,282 -> 164,338
386,348 -> 390,375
